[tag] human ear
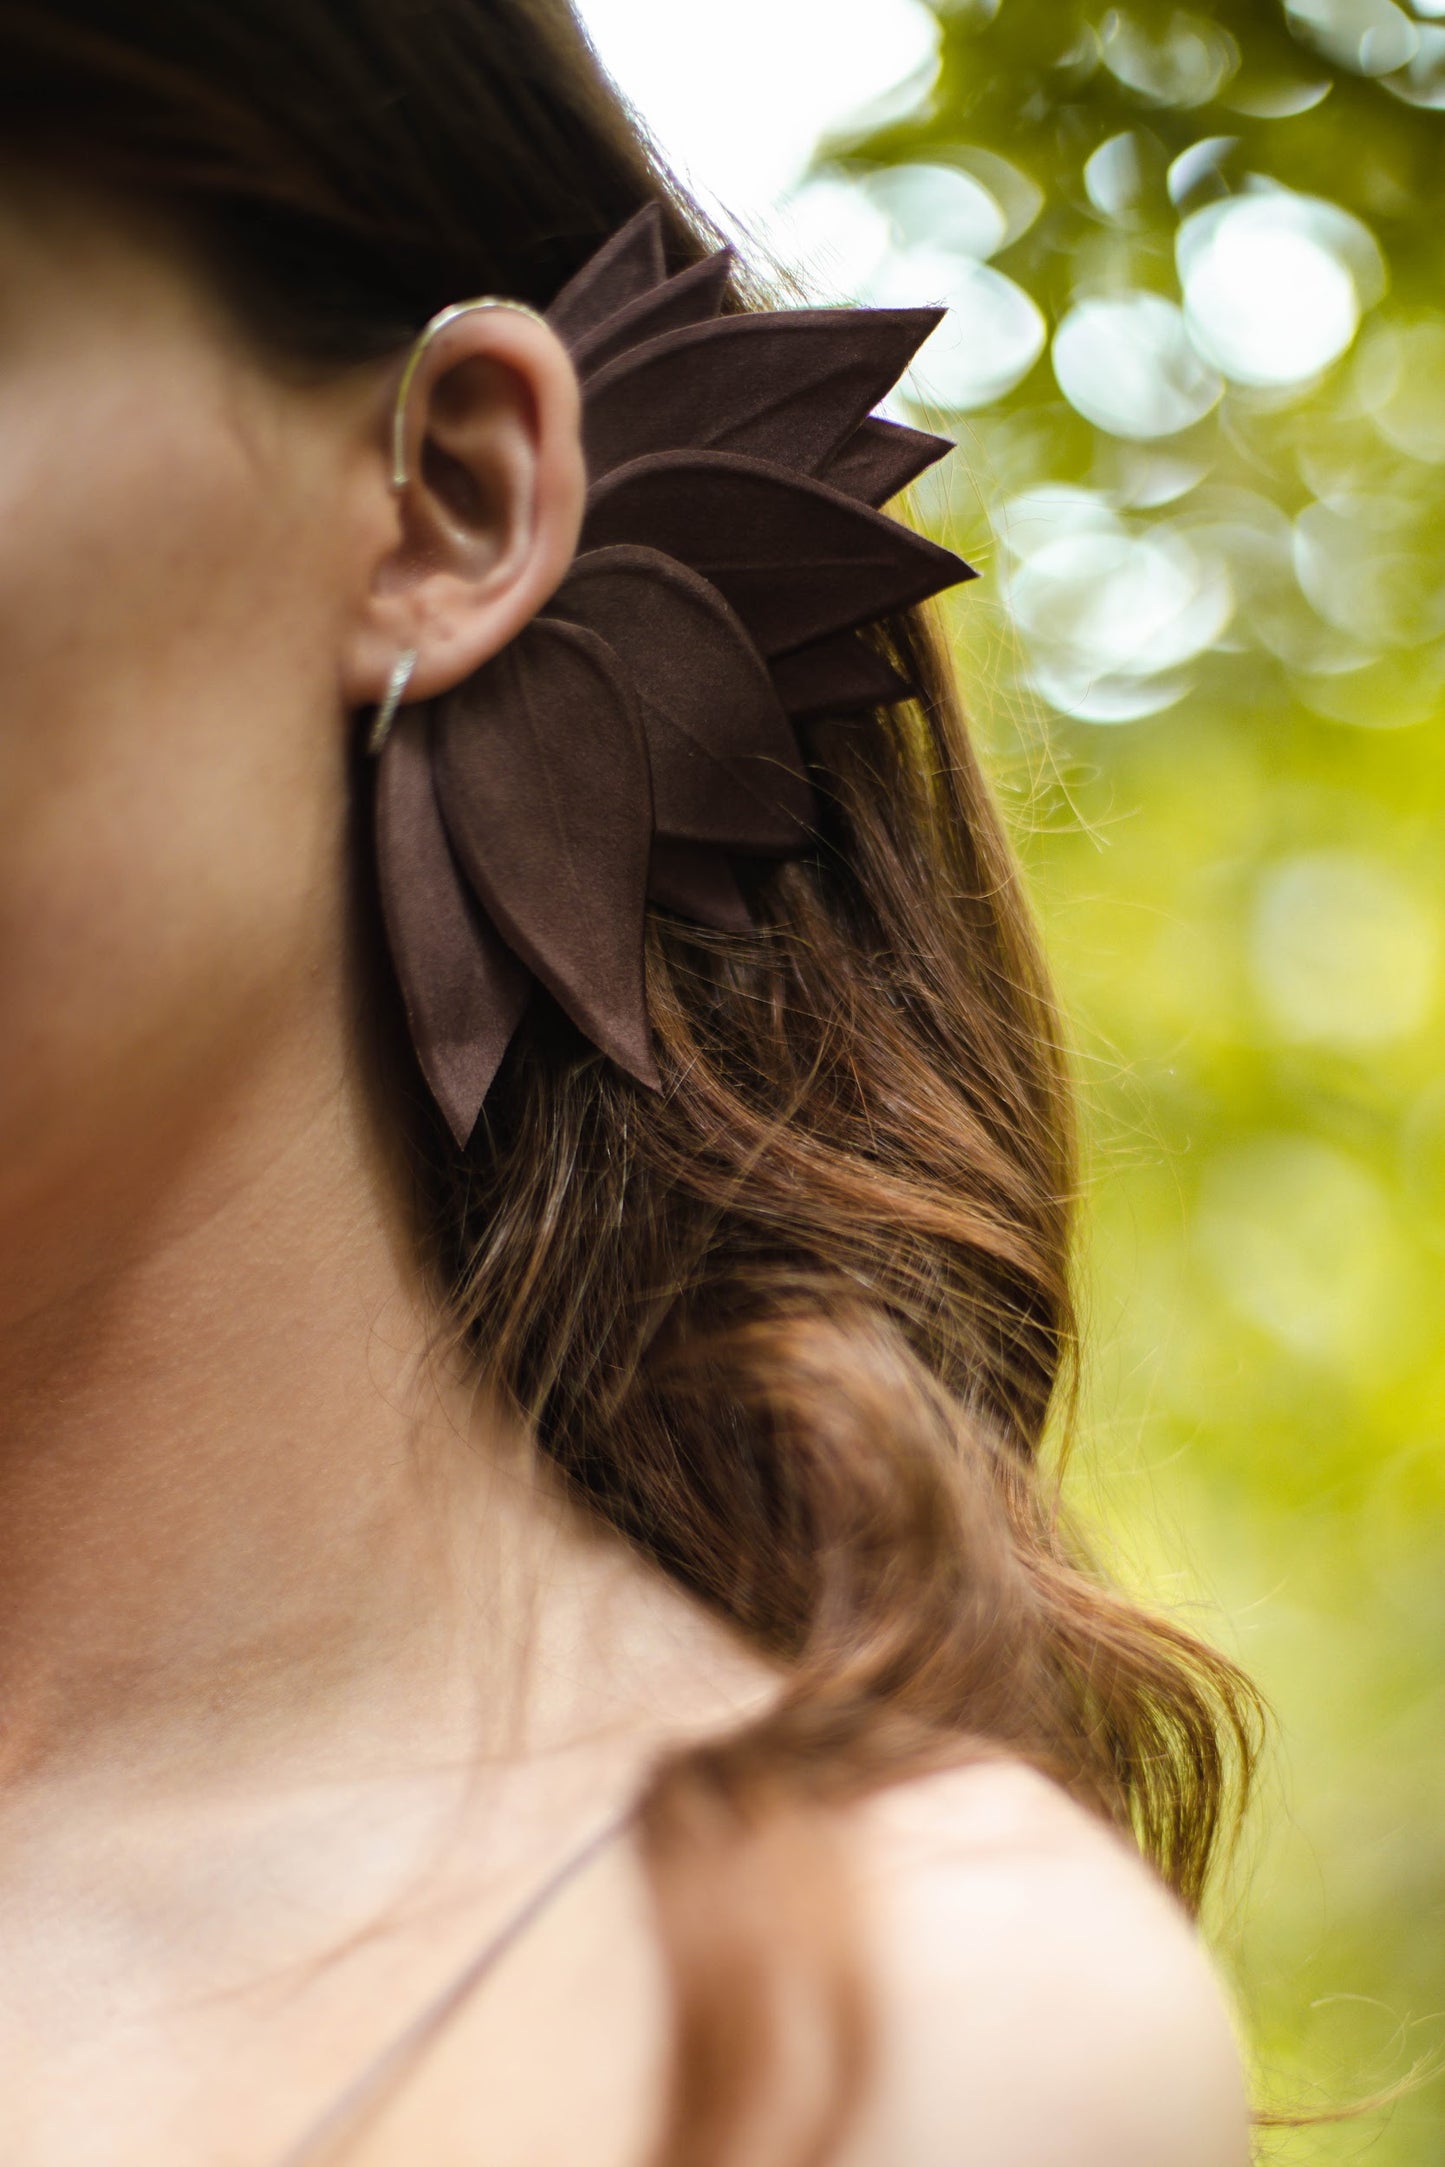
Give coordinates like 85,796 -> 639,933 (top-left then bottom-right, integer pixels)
342,301 -> 586,709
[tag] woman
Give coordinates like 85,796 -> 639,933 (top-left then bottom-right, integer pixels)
0,2 -> 1259,2161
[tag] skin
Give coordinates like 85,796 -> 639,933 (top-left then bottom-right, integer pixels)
0,171 -> 1253,2166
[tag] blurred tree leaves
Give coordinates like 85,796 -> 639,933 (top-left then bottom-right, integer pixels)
819,3 -> 1445,2156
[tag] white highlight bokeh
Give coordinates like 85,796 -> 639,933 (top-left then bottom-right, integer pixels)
1251,851 -> 1439,1046
1178,190 -> 1385,387
767,165 -> 1046,410
573,0 -> 1410,729
575,0 -> 941,230
997,487 -> 1233,722
1286,0 -> 1420,76
1196,1136 -> 1405,1368
1052,294 -> 1224,438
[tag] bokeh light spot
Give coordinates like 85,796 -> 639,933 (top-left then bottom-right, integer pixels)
1084,132 -> 1152,224
1167,134 -> 1241,209
871,253 -> 1046,410
864,161 -> 1008,260
1196,1136 -> 1404,1367
1251,851 -> 1439,1046
770,165 -> 1043,409
1052,293 -> 1223,438
1354,315 -> 1445,460
1224,72 -> 1333,116
1101,8 -> 1241,106
1178,192 -> 1379,386
1287,0 -> 1420,76
1001,494 -> 1233,721
1294,492 -> 1445,648
941,148 -> 1045,249
1386,23 -> 1445,105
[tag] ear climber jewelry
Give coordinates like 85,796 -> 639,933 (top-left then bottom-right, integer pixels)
390,297 -> 549,491
366,647 -> 418,758
366,297 -> 547,757
371,202 -> 978,1149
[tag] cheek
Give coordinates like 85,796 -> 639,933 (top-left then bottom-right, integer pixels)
0,347 -> 353,1199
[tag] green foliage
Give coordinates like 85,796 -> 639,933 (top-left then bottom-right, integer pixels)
833,2 -> 1445,2152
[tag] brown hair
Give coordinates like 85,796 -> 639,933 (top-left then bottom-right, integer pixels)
0,2 -> 1262,2156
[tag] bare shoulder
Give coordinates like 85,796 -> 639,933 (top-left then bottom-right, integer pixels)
836,1759 -> 1252,2167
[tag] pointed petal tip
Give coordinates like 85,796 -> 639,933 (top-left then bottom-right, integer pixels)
821,415 -> 956,508
573,247 -> 735,378
547,201 -> 670,348
578,304 -> 961,489
442,1087 -> 483,1153
594,1013 -> 661,1091
633,1044 -> 665,1092
770,630 -> 915,718
647,838 -> 758,933
374,708 -> 530,1153
604,200 -> 666,258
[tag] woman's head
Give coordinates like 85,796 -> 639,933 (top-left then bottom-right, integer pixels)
0,136 -> 590,1251
0,6 -> 1259,2159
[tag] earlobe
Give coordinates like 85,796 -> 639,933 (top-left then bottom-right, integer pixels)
346,299 -> 586,713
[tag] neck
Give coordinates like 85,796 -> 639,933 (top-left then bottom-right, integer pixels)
0,1018 -> 584,1795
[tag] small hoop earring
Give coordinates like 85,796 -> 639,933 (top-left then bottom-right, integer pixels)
367,647 -> 418,758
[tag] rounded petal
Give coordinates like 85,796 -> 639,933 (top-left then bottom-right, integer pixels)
548,544 -> 813,851
434,619 -> 659,1089
374,707 -> 531,1147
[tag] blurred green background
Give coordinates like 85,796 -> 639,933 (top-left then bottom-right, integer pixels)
784,1 -> 1445,2154
578,0 -> 1445,2144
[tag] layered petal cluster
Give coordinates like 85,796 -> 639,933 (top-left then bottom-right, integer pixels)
376,204 -> 976,1146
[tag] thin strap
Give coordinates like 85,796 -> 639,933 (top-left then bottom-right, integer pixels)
271,1799 -> 640,2167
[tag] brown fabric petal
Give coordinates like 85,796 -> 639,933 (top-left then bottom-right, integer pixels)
571,250 -> 735,378
374,708 -> 531,1147
546,204 -> 667,348
820,416 -> 956,508
582,449 -> 973,657
647,839 -> 754,933
580,309 -> 943,486
433,619 -> 660,1089
770,630 -> 916,718
546,545 -> 813,851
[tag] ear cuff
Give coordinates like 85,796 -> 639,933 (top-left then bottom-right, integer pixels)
371,203 -> 976,1148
